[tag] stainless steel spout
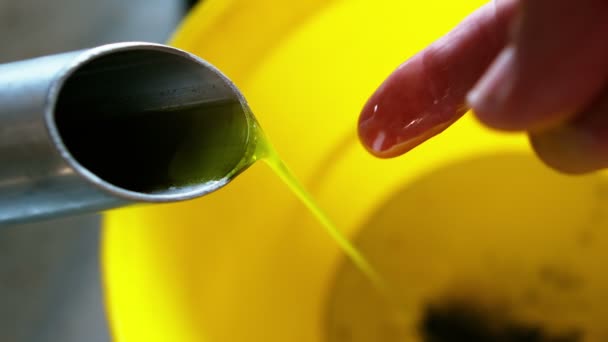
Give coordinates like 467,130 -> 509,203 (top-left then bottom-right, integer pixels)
0,42 -> 255,225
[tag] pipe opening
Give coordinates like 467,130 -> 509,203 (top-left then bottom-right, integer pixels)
53,48 -> 250,196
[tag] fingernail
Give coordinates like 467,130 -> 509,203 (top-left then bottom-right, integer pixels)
358,95 -> 459,158
467,46 -> 516,128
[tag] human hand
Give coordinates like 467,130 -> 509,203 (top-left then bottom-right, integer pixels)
358,0 -> 608,173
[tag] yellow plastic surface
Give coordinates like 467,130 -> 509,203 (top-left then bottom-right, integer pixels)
102,1 -> 608,341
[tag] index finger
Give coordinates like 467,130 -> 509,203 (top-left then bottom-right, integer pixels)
358,0 -> 518,158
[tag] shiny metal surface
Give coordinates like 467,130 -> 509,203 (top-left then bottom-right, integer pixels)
0,42 -> 249,225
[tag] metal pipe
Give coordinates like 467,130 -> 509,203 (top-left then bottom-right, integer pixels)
0,42 -> 256,225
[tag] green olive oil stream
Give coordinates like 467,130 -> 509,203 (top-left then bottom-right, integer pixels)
251,123 -> 388,293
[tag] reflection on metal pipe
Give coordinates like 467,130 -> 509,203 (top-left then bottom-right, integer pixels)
0,42 -> 255,225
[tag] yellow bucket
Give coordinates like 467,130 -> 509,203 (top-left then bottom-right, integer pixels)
103,1 -> 608,341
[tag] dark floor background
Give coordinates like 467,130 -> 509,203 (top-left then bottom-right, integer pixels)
0,1 -> 188,341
